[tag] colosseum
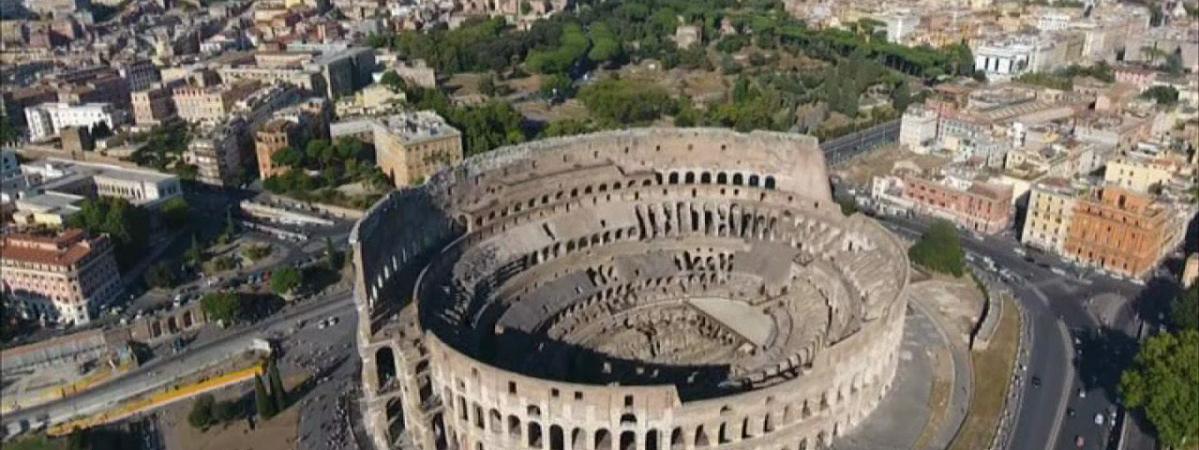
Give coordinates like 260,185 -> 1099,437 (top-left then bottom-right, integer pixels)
351,128 -> 911,450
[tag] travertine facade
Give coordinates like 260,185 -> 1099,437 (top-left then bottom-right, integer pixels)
352,129 -> 911,450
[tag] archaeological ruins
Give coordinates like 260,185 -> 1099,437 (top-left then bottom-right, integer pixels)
351,128 -> 912,450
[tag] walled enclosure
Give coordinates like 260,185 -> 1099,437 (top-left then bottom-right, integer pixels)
351,128 -> 911,450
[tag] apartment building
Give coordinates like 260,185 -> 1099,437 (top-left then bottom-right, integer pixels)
373,111 -> 462,187
1063,187 -> 1177,279
1020,177 -> 1078,254
903,173 -> 1014,234
0,229 -> 121,324
130,86 -> 178,126
172,80 -> 260,123
1104,153 -> 1180,193
188,117 -> 249,187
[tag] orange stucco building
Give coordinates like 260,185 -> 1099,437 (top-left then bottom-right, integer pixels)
1063,187 -> 1174,279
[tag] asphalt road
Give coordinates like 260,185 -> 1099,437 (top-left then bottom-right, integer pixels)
820,120 -> 901,165
282,306 -> 362,450
1,292 -> 356,438
875,214 -> 1150,450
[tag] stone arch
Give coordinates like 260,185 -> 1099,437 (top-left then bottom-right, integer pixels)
571,428 -> 585,450
620,431 -> 636,450
489,409 -> 502,433
765,175 -> 777,189
695,426 -> 710,447
733,173 -> 744,186
685,172 -> 696,184
508,415 -> 522,441
182,311 -> 193,328
700,172 -> 712,184
670,428 -> 684,450
645,429 -> 660,450
528,421 -> 543,448
551,424 -> 565,450
595,429 -> 613,450
167,316 -> 179,333
669,173 -> 680,184
717,172 -> 728,184
749,174 -> 761,187
374,347 -> 396,389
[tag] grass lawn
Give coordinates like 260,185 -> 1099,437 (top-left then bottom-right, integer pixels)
948,295 -> 1021,450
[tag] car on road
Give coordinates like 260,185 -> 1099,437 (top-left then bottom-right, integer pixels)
1078,388 -> 1087,398
1031,376 -> 1041,388
1075,435 -> 1085,448
1066,407 -> 1075,417
1094,413 -> 1104,426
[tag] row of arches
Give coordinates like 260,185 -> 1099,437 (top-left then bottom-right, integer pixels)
435,366 -> 891,450
661,170 -> 776,191
468,166 -> 784,234
442,399 -> 847,450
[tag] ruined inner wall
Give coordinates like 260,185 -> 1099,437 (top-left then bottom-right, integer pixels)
351,129 -> 910,450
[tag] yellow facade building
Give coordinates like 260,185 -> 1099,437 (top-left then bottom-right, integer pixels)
1020,178 -> 1078,254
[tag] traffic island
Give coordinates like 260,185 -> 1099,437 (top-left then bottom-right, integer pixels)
948,295 -> 1023,450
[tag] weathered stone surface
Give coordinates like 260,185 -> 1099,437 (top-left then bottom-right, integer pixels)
351,128 -> 911,450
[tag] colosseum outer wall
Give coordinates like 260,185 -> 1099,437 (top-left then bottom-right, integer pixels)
351,128 -> 910,450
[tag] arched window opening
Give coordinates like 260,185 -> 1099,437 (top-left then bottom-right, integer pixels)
645,430 -> 660,450
374,347 -> 397,390
595,429 -> 613,450
528,422 -> 543,448
620,431 -> 636,450
551,425 -> 566,450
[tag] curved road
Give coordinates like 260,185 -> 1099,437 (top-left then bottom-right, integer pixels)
877,215 -> 1145,450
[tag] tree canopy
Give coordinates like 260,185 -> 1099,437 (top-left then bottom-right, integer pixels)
67,198 -> 149,270
0,113 -> 19,145
200,292 -> 243,324
578,79 -> 677,125
1141,86 -> 1180,106
160,197 -> 190,229
1173,283 -> 1198,331
1119,330 -> 1199,448
270,266 -> 302,296
908,220 -> 966,277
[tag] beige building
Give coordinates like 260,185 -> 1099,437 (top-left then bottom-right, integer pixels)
373,111 -> 462,187
1020,178 -> 1078,254
130,86 -> 177,126
0,229 -> 122,324
1104,154 -> 1178,193
172,81 -> 260,123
